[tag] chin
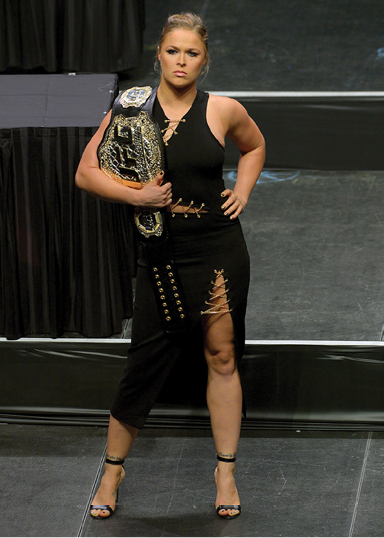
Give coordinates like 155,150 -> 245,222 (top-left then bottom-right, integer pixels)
172,77 -> 196,86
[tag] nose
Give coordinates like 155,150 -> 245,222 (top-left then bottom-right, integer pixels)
177,54 -> 186,67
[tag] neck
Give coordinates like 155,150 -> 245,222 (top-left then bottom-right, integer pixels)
157,79 -> 197,107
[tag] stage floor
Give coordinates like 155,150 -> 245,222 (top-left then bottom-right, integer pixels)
238,169 -> 384,342
1,423 -> 383,537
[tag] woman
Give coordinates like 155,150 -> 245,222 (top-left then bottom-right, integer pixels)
76,12 -> 265,520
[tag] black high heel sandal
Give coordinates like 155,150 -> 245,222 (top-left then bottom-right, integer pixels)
215,455 -> 241,520
90,457 -> 125,519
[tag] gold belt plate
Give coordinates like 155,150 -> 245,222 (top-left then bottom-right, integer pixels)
98,111 -> 164,189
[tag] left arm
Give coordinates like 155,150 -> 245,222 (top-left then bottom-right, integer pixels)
218,97 -> 266,219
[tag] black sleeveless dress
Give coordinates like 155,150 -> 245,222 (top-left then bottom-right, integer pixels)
110,90 -> 250,428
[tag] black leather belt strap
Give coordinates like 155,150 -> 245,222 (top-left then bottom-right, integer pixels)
140,220 -> 189,334
134,89 -> 190,333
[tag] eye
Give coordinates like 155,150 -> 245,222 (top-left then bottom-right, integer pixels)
188,51 -> 199,57
166,49 -> 177,55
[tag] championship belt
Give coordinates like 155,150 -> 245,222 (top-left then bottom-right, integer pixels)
98,86 -> 165,239
97,86 -> 189,333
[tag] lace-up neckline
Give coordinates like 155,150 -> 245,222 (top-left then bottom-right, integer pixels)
156,92 -> 198,145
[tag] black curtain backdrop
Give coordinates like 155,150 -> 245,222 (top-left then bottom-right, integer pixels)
0,0 -> 145,73
0,75 -> 136,340
0,127 -> 136,340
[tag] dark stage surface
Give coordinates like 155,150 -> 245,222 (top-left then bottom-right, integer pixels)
240,169 -> 384,342
1,424 -> 384,537
123,0 -> 384,92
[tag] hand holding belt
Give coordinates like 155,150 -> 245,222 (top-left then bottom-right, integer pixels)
97,86 -> 189,333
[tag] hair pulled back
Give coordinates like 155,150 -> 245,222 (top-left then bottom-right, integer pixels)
155,12 -> 210,76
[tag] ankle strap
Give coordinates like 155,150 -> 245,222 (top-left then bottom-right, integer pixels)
106,457 -> 125,466
217,454 -> 236,463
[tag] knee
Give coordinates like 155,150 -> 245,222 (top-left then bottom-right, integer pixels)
205,345 -> 236,376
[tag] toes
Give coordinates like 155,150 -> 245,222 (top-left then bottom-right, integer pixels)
219,508 -> 239,516
91,509 -> 110,518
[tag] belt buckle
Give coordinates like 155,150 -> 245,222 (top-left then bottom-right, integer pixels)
134,208 -> 163,239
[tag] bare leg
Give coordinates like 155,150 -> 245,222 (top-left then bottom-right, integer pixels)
90,414 -> 139,518
202,274 -> 242,518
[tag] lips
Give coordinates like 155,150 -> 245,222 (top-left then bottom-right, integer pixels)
174,71 -> 187,76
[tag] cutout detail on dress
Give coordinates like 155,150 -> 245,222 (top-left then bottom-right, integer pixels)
201,269 -> 232,315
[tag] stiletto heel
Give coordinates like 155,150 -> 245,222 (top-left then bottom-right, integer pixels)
90,457 -> 125,519
215,455 -> 241,520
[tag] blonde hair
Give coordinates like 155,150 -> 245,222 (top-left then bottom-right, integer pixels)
155,12 -> 210,77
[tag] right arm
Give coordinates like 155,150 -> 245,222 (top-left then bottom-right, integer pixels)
75,111 -> 172,208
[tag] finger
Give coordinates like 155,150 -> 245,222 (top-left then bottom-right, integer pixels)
222,194 -> 237,212
221,188 -> 232,198
164,187 -> 172,200
158,188 -> 172,207
152,170 -> 165,185
162,181 -> 172,191
161,184 -> 172,200
221,191 -> 235,211
224,199 -> 244,218
223,204 -> 236,217
220,189 -> 232,207
232,200 -> 245,218
229,208 -> 241,220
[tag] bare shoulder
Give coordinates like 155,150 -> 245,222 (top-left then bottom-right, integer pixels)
207,94 -> 253,141
207,93 -> 264,153
208,94 -> 247,125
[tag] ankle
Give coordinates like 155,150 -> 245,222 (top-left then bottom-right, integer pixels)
103,464 -> 123,477
216,453 -> 236,473
216,460 -> 235,471
215,465 -> 236,484
103,456 -> 125,477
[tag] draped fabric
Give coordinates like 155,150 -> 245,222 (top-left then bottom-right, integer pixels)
0,0 -> 145,73
61,0 -> 145,73
0,1 -> 60,73
0,74 -> 137,340
0,127 -> 136,340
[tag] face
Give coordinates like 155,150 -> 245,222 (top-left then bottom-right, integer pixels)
158,29 -> 207,87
